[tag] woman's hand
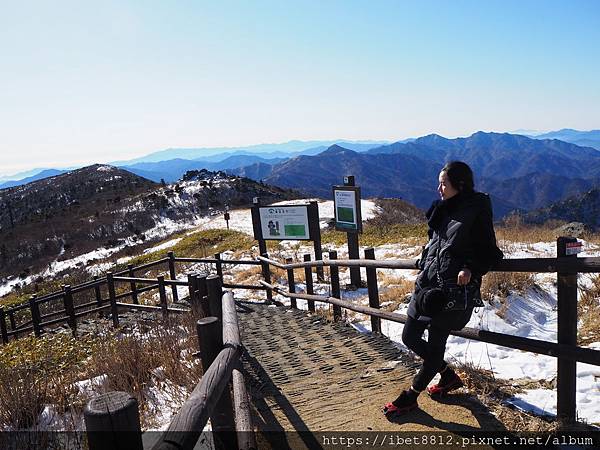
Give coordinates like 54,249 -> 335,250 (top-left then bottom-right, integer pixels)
457,268 -> 472,286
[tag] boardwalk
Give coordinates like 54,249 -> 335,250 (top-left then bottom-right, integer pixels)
237,301 -> 507,448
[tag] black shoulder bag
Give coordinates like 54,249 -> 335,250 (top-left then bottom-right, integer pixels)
436,251 -> 482,311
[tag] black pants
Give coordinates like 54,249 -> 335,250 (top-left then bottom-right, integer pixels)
402,316 -> 451,392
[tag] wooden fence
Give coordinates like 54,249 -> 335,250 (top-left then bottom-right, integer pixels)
253,237 -> 600,425
0,251 -> 261,343
3,237 -> 600,427
83,279 -> 256,450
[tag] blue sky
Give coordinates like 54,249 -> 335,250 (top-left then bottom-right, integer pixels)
1,0 -> 599,175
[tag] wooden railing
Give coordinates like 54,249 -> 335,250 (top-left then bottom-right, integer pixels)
0,251 -> 262,343
5,237 -> 600,427
83,279 -> 256,450
255,237 -> 600,425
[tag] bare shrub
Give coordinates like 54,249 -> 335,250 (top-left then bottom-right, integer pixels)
86,316 -> 200,428
0,365 -> 50,429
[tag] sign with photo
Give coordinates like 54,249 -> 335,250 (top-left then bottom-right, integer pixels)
333,186 -> 362,233
256,205 -> 311,240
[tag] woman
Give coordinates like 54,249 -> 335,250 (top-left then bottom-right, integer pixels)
383,161 -> 503,418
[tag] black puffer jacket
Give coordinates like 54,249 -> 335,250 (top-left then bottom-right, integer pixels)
407,191 -> 503,330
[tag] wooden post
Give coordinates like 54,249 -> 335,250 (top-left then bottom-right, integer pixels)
252,198 -> 272,304
197,274 -> 210,317
556,236 -> 578,425
93,275 -> 103,307
347,232 -> 361,288
106,272 -> 119,328
0,307 -> 8,344
30,295 -> 42,338
167,251 -> 179,303
157,275 -> 168,321
206,275 -> 223,322
188,273 -> 201,317
329,250 -> 342,321
196,317 -> 236,449
63,285 -> 77,336
286,258 -> 297,309
8,310 -> 16,332
343,176 -> 362,288
127,264 -> 139,304
232,367 -> 257,450
261,252 -> 273,304
309,201 -> 325,282
364,247 -> 381,333
84,391 -> 143,450
304,254 -> 315,312
215,252 -> 223,280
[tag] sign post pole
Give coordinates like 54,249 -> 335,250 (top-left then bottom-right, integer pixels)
309,201 -> 324,281
333,176 -> 362,289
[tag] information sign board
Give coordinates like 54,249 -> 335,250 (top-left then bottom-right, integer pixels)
332,186 -> 362,233
253,205 -> 312,240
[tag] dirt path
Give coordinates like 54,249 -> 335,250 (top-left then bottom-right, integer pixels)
237,301 -> 507,448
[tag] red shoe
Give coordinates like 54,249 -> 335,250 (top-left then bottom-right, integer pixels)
427,371 -> 464,398
383,391 -> 418,418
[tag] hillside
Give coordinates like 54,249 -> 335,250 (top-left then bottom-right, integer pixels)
0,165 -> 299,280
524,188 -> 600,230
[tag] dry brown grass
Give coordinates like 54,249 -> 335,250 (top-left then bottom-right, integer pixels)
88,316 -> 200,428
455,361 -> 566,432
497,217 -> 600,246
578,274 -> 600,345
0,313 -> 201,432
0,365 -> 50,429
481,271 -> 536,302
232,266 -> 263,285
377,274 -> 414,312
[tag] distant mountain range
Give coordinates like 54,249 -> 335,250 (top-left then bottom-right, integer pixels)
228,132 -> 600,219
3,130 -> 600,226
0,140 -> 389,188
0,169 -> 68,189
527,129 -> 600,150
109,140 -> 390,166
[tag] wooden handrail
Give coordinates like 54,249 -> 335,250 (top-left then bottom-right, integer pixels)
151,291 -> 245,450
174,257 -> 261,265
259,280 -> 600,367
257,254 -> 600,273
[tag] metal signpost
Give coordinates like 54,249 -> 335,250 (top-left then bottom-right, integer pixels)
224,205 -> 230,230
332,176 -> 362,288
